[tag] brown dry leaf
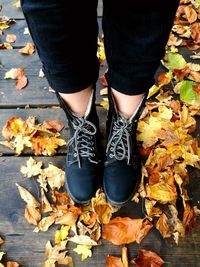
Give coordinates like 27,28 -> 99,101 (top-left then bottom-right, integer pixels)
16,183 -> 40,207
184,5 -> 198,23
16,74 -> 28,90
42,120 -> 64,132
6,34 -> 16,43
183,202 -> 197,232
55,211 -> 78,226
6,263 -> 19,267
19,42 -> 35,54
4,68 -> 28,90
20,157 -> 43,178
25,204 -> 41,225
102,217 -> 152,245
43,241 -> 73,267
106,256 -> 124,267
131,249 -> 165,267
34,215 -> 55,232
156,213 -> 171,238
0,237 -> 4,246
91,189 -> 113,224
41,189 -> 53,213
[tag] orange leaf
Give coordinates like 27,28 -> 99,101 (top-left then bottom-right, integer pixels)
19,42 -> 35,54
6,262 -> 19,267
25,204 -> 41,225
102,217 -> 152,245
6,34 -> 16,43
183,203 -> 197,232
43,120 -> 64,132
16,74 -> 28,90
184,5 -> 197,24
106,256 -> 124,267
156,213 -> 171,238
131,249 -> 165,267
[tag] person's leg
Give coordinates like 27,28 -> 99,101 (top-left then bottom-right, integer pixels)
21,0 -> 98,115
21,0 -> 100,204
103,0 -> 180,205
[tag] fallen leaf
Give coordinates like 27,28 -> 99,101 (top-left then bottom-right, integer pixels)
0,237 -> 4,246
25,204 -> 41,225
0,252 -> 5,261
69,235 -> 98,246
42,164 -> 65,190
34,215 -> 55,232
41,188 -> 53,213
20,157 -> 43,178
19,42 -> 35,54
55,225 -> 70,244
16,183 -> 40,207
73,244 -> 92,261
42,120 -> 64,132
102,217 -> 152,245
6,263 -> 19,267
131,249 -> 165,267
6,34 -> 16,43
106,256 -> 123,267
156,213 -> 171,238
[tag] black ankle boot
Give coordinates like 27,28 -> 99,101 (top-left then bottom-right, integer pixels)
103,88 -> 147,206
56,91 -> 101,205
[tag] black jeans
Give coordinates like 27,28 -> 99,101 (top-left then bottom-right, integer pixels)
21,0 -> 179,95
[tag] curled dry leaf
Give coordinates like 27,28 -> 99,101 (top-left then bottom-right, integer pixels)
4,68 -> 28,90
41,189 -> 53,213
131,249 -> 165,267
55,211 -> 78,226
25,204 -> 41,225
102,217 -> 153,245
19,42 -> 35,54
34,215 -> 55,232
156,213 -> 171,238
16,183 -> 40,207
91,189 -> 113,224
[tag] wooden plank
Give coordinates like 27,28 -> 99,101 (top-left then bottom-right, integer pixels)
0,50 -> 106,107
0,155 -> 199,266
0,0 -> 103,18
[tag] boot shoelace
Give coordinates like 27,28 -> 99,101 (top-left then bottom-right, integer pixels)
68,117 -> 98,168
106,118 -> 132,164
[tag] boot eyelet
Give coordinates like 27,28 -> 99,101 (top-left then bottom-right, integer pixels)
110,147 -> 114,152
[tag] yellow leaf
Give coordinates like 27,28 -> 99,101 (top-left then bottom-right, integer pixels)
146,183 -> 177,204
0,252 -> 5,261
20,157 -> 43,178
100,98 -> 109,110
73,244 -> 92,261
55,225 -> 70,244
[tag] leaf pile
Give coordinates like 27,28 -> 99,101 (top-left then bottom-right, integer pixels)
0,116 -> 66,155
0,237 -> 20,267
16,157 -> 155,265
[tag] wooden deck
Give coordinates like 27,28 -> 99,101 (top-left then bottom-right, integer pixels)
0,1 -> 200,266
